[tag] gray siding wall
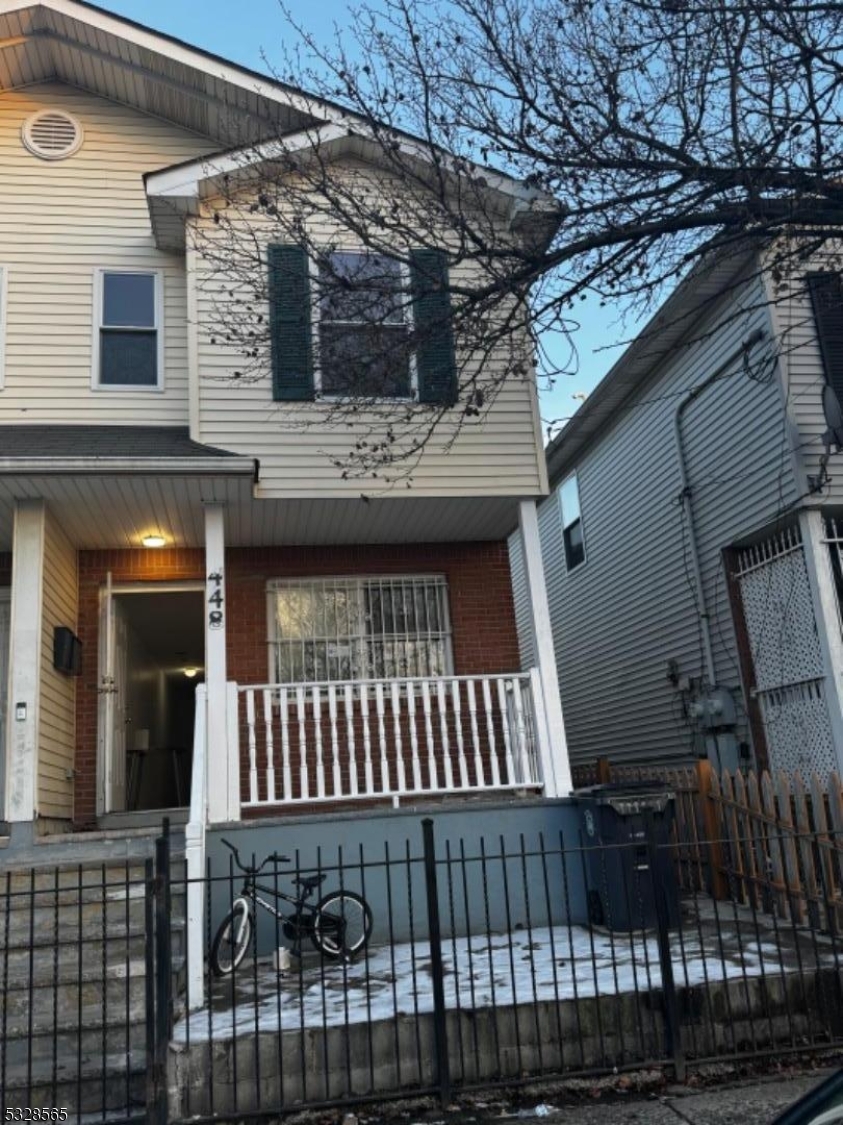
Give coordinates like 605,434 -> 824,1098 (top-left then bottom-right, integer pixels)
511,271 -> 799,770
765,249 -> 843,501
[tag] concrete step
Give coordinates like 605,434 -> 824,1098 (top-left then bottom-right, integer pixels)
1,1047 -> 146,1114
2,1013 -> 146,1067
0,857 -> 185,892
0,918 -> 182,972
0,924 -> 185,984
0,885 -> 186,936
1,960 -> 150,1027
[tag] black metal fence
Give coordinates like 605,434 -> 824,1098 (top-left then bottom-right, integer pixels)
3,818 -> 843,1125
168,819 -> 843,1122
0,851 -> 158,1124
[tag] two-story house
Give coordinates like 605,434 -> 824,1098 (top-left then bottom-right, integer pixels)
510,239 -> 843,784
0,0 -> 572,861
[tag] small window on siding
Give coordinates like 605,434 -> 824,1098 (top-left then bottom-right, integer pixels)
559,473 -> 586,571
94,270 -> 163,390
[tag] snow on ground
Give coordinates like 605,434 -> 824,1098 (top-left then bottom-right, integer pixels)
173,915 -> 833,1044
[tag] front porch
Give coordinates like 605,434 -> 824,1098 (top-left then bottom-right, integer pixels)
0,449 -> 570,849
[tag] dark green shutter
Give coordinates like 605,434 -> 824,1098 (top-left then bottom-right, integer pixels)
410,249 -> 458,406
807,271 -> 843,405
268,244 -> 314,401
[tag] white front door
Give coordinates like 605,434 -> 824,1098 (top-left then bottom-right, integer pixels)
0,590 -> 10,813
98,576 -> 129,814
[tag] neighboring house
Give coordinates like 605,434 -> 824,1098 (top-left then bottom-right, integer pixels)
0,0 -> 570,852
510,242 -> 843,782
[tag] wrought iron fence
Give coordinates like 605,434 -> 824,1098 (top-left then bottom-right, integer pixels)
167,820 -> 843,1122
0,853 -> 158,1123
4,817 -> 843,1125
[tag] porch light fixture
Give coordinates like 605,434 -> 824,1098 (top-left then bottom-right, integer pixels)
183,667 -> 200,679
142,534 -> 166,548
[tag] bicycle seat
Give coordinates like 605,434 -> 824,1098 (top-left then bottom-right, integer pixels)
293,873 -> 327,890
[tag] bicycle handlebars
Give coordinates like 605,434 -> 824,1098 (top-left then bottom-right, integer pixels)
221,837 -> 291,874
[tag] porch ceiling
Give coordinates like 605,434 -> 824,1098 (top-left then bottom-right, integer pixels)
0,473 -> 525,551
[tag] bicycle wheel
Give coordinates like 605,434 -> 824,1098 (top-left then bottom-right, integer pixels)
210,899 -> 252,976
311,890 -> 373,959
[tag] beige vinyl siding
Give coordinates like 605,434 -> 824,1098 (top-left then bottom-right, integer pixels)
37,506 -> 77,821
0,82 -> 214,424
511,270 -> 798,771
191,176 -> 547,499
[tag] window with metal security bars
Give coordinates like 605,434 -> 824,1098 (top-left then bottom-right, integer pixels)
267,575 -> 453,684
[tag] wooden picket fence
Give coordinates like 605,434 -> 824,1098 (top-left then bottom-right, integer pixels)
580,758 -> 843,930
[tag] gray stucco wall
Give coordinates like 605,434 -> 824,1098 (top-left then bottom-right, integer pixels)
510,269 -> 799,771
206,798 -> 586,953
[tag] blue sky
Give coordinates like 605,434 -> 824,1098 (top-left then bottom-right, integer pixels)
103,0 -> 636,436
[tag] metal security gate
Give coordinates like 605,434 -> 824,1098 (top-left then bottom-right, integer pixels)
734,524 -> 836,775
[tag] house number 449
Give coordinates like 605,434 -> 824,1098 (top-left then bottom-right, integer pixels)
207,570 -> 224,629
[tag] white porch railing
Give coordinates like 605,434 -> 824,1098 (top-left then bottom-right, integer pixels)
239,671 -> 547,809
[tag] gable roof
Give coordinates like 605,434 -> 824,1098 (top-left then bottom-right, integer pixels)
0,1 -> 554,250
0,0 -> 333,143
145,120 -> 559,251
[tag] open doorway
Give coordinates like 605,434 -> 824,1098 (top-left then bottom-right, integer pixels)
99,584 -> 204,814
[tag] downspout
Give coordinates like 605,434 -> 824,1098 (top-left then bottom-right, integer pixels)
673,327 -> 765,688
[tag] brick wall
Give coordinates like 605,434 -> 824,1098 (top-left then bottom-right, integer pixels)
74,542 -> 520,825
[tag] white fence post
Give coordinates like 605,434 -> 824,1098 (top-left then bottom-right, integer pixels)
204,502 -> 230,823
186,683 -> 207,1011
518,499 -> 572,796
529,667 -> 556,795
226,681 -> 241,821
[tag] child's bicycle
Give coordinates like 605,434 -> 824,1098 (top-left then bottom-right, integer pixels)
210,838 -> 374,976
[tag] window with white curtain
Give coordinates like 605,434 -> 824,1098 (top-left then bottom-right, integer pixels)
267,575 -> 453,683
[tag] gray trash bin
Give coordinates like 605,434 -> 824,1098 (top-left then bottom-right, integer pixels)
574,780 -> 680,931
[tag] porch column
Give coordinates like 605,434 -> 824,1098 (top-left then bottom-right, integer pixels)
204,503 -> 237,822
799,509 -> 843,770
518,499 -> 572,796
4,500 -> 45,824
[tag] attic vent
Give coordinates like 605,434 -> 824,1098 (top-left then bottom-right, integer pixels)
22,110 -> 83,160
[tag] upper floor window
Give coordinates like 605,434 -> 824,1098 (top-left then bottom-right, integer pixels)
268,244 -> 457,406
267,574 -> 453,684
317,252 -> 413,398
806,271 -> 843,406
559,472 -> 586,571
93,270 -> 163,390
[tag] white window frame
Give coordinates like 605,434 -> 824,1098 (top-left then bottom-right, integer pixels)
91,267 -> 165,392
0,266 -> 7,390
309,250 -> 418,402
559,471 -> 587,572
266,573 -> 454,685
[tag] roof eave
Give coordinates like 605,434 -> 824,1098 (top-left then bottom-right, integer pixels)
545,241 -> 761,487
0,456 -> 257,475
